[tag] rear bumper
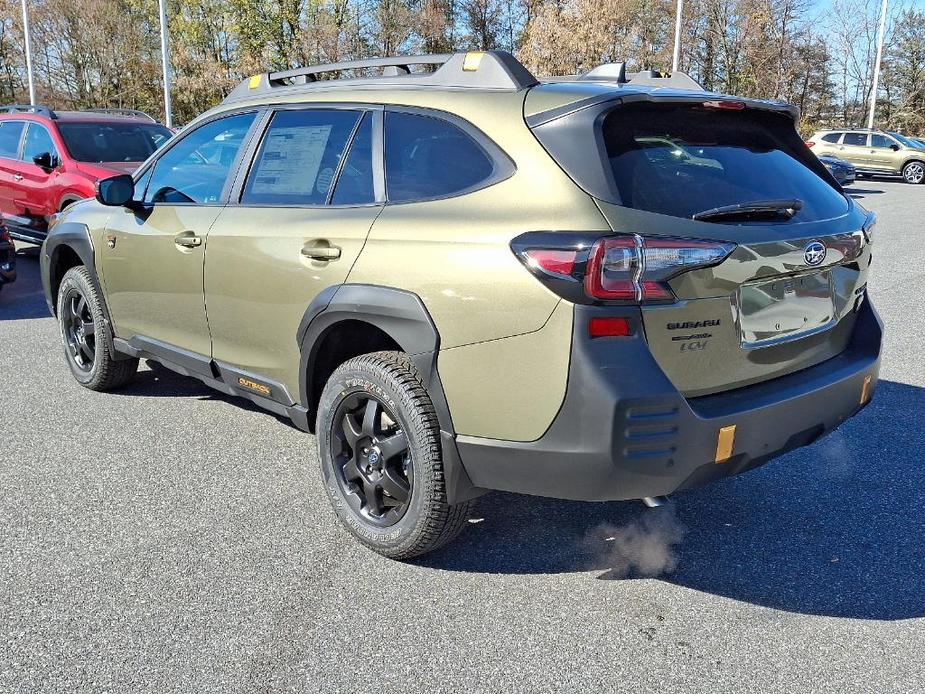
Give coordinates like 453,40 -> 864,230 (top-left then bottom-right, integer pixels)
456,299 -> 882,501
0,240 -> 16,286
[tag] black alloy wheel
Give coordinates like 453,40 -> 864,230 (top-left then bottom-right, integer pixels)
62,290 -> 96,372
330,393 -> 412,526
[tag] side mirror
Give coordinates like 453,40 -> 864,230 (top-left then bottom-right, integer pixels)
32,151 -> 56,171
891,144 -> 900,151
95,174 -> 135,207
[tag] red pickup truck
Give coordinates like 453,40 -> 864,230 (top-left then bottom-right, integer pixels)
0,105 -> 171,244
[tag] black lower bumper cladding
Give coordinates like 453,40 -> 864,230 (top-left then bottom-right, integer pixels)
456,300 -> 883,501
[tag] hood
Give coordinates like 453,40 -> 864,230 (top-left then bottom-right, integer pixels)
71,161 -> 139,178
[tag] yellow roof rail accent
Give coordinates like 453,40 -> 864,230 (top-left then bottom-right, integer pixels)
463,52 -> 485,72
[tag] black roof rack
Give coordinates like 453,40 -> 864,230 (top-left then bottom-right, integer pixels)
86,108 -> 157,122
578,63 -> 704,91
1,103 -> 56,119
224,50 -> 538,103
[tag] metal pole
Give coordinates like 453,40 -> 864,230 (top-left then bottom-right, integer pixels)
20,0 -> 35,105
867,0 -> 888,129
158,0 -> 173,128
671,0 -> 684,72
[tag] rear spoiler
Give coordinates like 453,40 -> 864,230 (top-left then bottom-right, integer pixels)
526,91 -> 800,129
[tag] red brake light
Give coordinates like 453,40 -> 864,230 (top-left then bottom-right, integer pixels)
805,141 -> 816,148
522,249 -> 577,278
588,316 -> 631,338
702,100 -> 746,110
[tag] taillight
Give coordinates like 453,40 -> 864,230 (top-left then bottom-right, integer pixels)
512,232 -> 735,305
521,248 -> 577,278
805,141 -> 816,148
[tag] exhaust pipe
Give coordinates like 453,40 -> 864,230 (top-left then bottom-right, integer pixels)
642,495 -> 670,508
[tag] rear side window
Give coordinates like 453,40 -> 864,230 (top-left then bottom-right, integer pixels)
242,109 -> 361,205
331,113 -> 374,205
600,103 -> 849,223
0,121 -> 24,158
842,133 -> 867,146
384,112 -> 494,202
821,132 -> 842,143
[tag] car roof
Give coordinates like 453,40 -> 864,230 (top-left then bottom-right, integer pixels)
0,105 -> 163,126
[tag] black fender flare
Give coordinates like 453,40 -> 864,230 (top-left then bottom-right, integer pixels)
297,283 -> 483,504
41,221 -> 123,359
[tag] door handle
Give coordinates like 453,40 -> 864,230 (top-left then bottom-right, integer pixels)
13,174 -> 23,181
175,235 -> 202,248
301,243 -> 341,261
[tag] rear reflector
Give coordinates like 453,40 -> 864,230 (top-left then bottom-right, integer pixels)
860,375 -> 872,405
588,316 -> 631,338
715,425 -> 736,464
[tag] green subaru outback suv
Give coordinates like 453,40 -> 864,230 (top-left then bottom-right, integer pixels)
41,51 -> 882,559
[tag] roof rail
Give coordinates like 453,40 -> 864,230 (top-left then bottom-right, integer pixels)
0,103 -> 56,119
224,50 -> 538,104
579,63 -> 704,91
87,108 -> 157,122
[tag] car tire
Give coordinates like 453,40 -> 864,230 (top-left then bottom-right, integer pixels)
317,351 -> 473,559
56,266 -> 138,390
901,161 -> 924,184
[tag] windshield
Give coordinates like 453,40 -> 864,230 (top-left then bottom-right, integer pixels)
887,131 -> 920,148
58,122 -> 172,163
601,103 -> 849,223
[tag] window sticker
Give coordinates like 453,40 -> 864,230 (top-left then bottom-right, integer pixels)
250,125 -> 332,195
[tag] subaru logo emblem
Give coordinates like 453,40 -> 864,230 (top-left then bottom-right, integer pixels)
803,241 -> 826,266
367,451 -> 380,466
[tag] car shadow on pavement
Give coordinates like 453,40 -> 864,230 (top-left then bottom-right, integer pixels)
847,188 -> 887,199
421,379 -> 925,621
0,245 -> 51,321
114,361 -> 299,429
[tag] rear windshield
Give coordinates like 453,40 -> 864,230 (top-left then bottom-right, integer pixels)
58,122 -> 172,163
601,103 -> 849,223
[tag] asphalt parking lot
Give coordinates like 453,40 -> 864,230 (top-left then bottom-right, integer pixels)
1,180 -> 923,693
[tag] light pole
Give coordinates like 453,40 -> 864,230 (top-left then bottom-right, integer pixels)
20,0 -> 35,105
867,0 -> 888,129
158,0 -> 173,128
671,0 -> 684,72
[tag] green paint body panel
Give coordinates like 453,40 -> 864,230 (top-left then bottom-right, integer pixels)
45,51 -> 878,463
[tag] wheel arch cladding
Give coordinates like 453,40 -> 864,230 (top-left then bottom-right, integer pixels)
42,222 -> 97,316
41,221 -> 122,359
298,283 -> 483,504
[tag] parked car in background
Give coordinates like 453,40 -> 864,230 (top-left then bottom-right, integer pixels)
806,128 -> 925,183
818,155 -> 856,186
0,105 -> 172,244
0,217 -> 16,292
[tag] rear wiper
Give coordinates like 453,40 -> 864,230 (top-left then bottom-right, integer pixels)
692,199 -> 803,222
